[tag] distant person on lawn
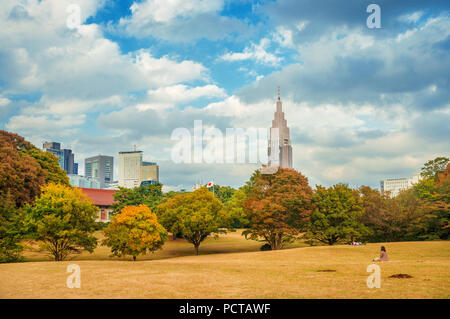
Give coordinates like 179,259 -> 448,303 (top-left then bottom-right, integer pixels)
373,246 -> 389,262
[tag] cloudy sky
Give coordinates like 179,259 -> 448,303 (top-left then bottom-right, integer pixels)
1,0 -> 449,191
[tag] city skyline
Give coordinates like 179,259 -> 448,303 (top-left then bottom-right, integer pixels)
0,0 -> 448,191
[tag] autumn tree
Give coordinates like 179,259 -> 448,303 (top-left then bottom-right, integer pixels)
157,192 -> 185,240
157,187 -> 227,255
413,163 -> 450,239
112,183 -> 164,214
359,185 -> 402,242
420,156 -> 449,181
243,168 -> 313,250
25,183 -> 98,261
307,184 -> 369,245
0,130 -> 69,208
103,205 -> 167,261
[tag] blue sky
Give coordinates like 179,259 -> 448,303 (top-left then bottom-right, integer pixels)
0,0 -> 449,191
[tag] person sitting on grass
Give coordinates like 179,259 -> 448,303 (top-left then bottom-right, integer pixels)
373,246 -> 389,262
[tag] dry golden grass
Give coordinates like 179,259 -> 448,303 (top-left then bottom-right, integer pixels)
0,231 -> 449,299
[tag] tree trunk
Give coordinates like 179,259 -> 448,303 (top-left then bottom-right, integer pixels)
172,232 -> 177,241
194,245 -> 199,255
133,255 -> 136,261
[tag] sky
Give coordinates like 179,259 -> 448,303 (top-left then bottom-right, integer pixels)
0,0 -> 449,191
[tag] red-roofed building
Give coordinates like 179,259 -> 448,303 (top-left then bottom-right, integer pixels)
78,188 -> 117,222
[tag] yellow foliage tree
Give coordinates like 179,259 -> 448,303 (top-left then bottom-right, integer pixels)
26,183 -> 98,261
103,205 -> 167,261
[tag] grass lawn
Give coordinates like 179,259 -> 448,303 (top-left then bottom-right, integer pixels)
0,230 -> 449,299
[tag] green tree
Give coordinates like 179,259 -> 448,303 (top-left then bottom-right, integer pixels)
308,184 -> 368,245
421,156 -> 449,181
25,183 -> 98,261
157,192 -> 185,240
225,188 -> 249,228
112,183 -> 164,214
158,187 -> 227,255
243,168 -> 313,250
103,205 -> 167,261
208,185 -> 235,204
0,191 -> 23,262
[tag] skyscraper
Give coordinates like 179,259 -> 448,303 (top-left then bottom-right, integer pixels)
268,88 -> 293,169
118,151 -> 143,188
85,155 -> 114,188
140,161 -> 159,184
43,141 -> 78,174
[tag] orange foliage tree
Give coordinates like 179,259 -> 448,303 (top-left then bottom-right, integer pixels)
103,205 -> 167,261
243,168 -> 313,250
0,130 -> 69,207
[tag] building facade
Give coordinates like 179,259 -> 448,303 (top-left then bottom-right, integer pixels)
69,174 -> 101,189
268,89 -> 293,168
118,151 -> 143,188
43,141 -> 78,174
78,188 -> 117,222
140,161 -> 159,184
85,155 -> 114,188
380,173 -> 421,197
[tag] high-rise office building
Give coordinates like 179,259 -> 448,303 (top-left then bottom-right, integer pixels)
140,162 -> 159,184
268,88 -> 293,168
118,151 -> 143,188
43,141 -> 78,174
85,155 -> 114,188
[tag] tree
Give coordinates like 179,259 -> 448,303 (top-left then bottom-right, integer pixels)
0,191 -> 23,262
208,185 -> 235,204
157,192 -> 185,240
157,187 -> 227,255
112,183 -> 164,214
308,184 -> 368,245
421,156 -> 449,181
0,130 -> 69,208
243,168 -> 313,250
103,205 -> 167,261
225,188 -> 249,228
25,183 -> 98,261
414,163 -> 450,239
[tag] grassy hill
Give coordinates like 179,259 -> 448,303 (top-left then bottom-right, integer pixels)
0,231 -> 448,299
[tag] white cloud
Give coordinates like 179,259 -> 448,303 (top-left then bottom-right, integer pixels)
129,0 -> 222,23
0,96 -> 11,108
220,38 -> 282,65
273,26 -> 293,47
118,0 -> 248,42
6,114 -> 86,137
137,84 -> 227,111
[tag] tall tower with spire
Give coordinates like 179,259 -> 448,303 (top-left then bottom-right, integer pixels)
268,87 -> 293,168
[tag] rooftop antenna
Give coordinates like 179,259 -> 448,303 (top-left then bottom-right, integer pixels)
277,86 -> 280,101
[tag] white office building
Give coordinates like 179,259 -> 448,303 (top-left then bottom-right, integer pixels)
380,173 -> 421,197
118,151 -> 143,188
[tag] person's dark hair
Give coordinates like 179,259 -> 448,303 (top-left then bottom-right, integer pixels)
381,246 -> 386,252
